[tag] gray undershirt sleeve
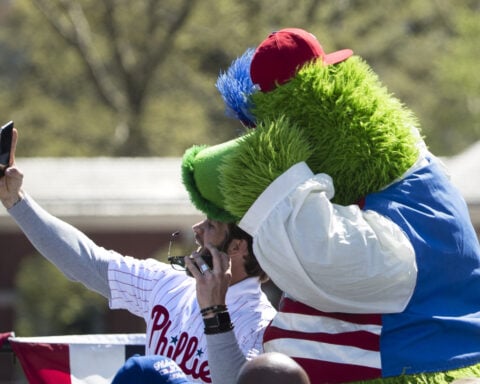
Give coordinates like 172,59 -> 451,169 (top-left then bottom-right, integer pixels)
8,194 -> 122,299
206,331 -> 247,384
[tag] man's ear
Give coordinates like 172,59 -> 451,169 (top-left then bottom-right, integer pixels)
229,238 -> 248,255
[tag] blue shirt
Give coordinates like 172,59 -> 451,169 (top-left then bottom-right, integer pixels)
364,156 -> 480,376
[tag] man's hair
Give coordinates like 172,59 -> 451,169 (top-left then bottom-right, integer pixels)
227,223 -> 268,283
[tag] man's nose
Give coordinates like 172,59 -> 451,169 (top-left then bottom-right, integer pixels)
192,220 -> 205,233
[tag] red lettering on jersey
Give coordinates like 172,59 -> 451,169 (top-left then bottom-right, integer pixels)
179,336 -> 198,374
149,305 -> 212,383
150,305 -> 171,355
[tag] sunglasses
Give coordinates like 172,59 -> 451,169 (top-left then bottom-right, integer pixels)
167,231 -> 190,271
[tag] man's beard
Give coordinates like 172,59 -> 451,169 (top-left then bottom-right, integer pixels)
186,235 -> 230,277
198,248 -> 214,270
185,248 -> 213,277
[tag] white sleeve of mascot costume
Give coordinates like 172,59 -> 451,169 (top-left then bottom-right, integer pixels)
240,162 -> 417,314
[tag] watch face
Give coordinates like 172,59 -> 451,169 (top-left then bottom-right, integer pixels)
201,302 -> 233,334
203,316 -> 219,327
203,311 -> 232,328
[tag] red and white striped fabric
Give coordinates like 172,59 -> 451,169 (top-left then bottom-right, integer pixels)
8,333 -> 146,384
263,297 -> 383,383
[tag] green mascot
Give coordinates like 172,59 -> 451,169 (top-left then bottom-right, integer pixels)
182,28 -> 480,383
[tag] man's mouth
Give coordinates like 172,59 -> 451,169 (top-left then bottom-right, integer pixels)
195,236 -> 211,256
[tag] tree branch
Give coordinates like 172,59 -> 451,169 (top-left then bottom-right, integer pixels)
30,0 -> 76,43
139,0 -> 199,95
31,0 -> 126,112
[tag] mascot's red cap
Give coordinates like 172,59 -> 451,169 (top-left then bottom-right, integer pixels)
250,28 -> 353,92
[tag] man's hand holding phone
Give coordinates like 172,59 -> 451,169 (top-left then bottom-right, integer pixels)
0,121 -> 23,209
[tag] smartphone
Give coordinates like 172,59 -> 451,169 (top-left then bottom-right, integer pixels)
0,121 -> 14,177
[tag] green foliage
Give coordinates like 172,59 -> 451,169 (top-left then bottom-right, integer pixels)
432,6 -> 480,154
0,0 -> 477,157
15,255 -> 107,336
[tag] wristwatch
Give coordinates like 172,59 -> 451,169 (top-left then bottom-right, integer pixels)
203,311 -> 234,334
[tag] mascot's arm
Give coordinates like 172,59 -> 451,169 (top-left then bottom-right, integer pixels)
239,162 -> 418,314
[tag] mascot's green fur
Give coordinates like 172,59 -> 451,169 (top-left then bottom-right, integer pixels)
181,28 -> 480,383
220,57 -> 420,220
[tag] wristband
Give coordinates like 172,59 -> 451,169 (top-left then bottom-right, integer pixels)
203,311 -> 234,334
200,304 -> 227,316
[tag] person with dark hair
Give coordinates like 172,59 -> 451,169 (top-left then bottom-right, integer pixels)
0,129 -> 276,384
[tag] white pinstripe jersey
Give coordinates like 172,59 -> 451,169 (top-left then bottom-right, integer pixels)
108,256 -> 276,383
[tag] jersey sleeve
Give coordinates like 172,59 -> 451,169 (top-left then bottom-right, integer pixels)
108,256 -> 188,318
228,279 -> 277,357
234,304 -> 275,358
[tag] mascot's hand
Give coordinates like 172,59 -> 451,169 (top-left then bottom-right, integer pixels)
220,117 -> 313,219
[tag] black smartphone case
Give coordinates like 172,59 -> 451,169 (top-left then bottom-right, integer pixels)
0,121 -> 13,176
